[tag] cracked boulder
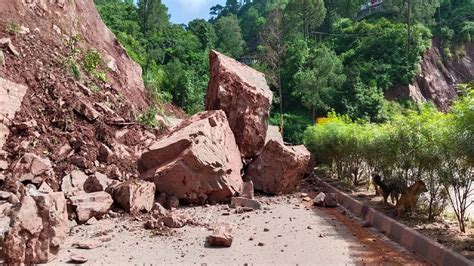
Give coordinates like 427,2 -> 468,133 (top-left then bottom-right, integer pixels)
205,50 -> 273,158
69,191 -> 113,223
138,110 -> 243,204
246,126 -> 310,194
3,190 -> 68,264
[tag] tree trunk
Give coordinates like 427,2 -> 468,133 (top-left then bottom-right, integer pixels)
278,71 -> 284,138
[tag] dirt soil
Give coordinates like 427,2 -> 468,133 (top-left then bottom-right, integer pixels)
318,177 -> 474,261
51,194 -> 424,265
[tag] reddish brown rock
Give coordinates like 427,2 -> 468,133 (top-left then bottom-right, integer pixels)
138,110 -> 243,204
230,197 -> 262,210
246,127 -> 310,195
240,181 -> 254,199
205,50 -> 273,158
162,214 -> 188,228
113,179 -> 155,213
72,97 -> 101,122
84,172 -> 118,193
61,170 -> 88,197
207,223 -> 234,247
3,191 -> 68,264
12,153 -> 53,184
69,192 -> 113,223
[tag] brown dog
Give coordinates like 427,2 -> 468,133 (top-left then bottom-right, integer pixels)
395,180 -> 428,217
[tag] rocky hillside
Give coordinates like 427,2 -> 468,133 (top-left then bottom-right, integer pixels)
385,39 -> 474,111
0,0 -> 158,190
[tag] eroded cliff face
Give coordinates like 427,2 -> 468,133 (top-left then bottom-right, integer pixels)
385,39 -> 473,111
0,0 -> 148,109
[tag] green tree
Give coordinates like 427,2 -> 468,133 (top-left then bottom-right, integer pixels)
215,14 -> 245,58
187,19 -> 217,50
284,0 -> 327,39
293,44 -> 345,121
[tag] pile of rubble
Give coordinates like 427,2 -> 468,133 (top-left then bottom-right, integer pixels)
0,39 -> 310,262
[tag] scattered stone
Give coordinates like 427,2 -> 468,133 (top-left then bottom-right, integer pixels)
12,153 -> 52,184
97,143 -> 114,163
15,119 -> 37,131
324,193 -> 338,208
167,195 -> 180,209
69,254 -> 88,264
19,26 -> 30,35
72,97 -> 101,122
113,179 -> 156,213
163,214 -> 188,228
205,50 -> 273,158
0,51 -> 4,67
313,192 -> 325,206
144,219 -> 163,230
86,217 -> 98,225
207,223 -> 234,247
241,181 -> 254,199
301,193 -> 308,197
258,242 -> 265,247
69,191 -> 113,223
84,172 -> 118,193
263,228 -> 269,232
38,182 -> 54,193
307,226 -> 312,230
3,192 -> 68,263
138,111 -> 243,204
302,196 -> 311,202
74,239 -> 103,249
61,170 -> 88,197
0,160 -> 8,170
151,202 -> 168,217
230,197 -> 262,210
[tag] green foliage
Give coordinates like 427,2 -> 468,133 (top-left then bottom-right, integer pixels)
270,112 -> 312,144
284,0 -> 326,38
5,21 -> 20,35
304,88 -> 473,229
293,44 -> 345,120
82,49 -> 107,82
215,14 -> 245,58
139,107 -> 162,129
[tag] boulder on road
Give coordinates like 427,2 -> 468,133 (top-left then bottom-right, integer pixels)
205,50 -> 273,158
246,127 -> 310,195
313,192 -> 325,206
138,110 -> 243,204
69,192 -> 113,223
207,223 -> 234,247
113,179 -> 155,213
3,191 -> 68,264
230,197 -> 262,210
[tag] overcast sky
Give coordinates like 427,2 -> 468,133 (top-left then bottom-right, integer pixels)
162,0 -> 226,25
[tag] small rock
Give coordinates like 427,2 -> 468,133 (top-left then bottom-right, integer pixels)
0,51 -> 5,67
151,202 -> 167,216
301,193 -> 308,197
85,217 -> 98,225
72,97 -> 101,121
263,228 -> 269,232
113,179 -> 155,213
240,181 -> 254,199
258,242 -> 265,247
230,197 -> 261,210
163,214 -> 188,228
69,254 -> 88,264
69,192 -> 113,223
74,239 -> 103,249
302,196 -> 311,202
307,226 -> 312,230
313,192 -> 325,206
323,193 -> 338,207
207,223 -> 234,247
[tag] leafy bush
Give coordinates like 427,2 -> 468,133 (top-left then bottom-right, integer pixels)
304,87 -> 473,230
270,112 -> 312,144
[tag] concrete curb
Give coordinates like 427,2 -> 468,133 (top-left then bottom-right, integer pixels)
317,179 -> 473,266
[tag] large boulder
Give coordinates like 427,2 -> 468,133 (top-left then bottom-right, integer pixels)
246,126 -> 310,195
138,110 -> 243,204
205,50 -> 273,158
3,191 -> 68,264
69,192 -> 113,223
113,179 -> 155,213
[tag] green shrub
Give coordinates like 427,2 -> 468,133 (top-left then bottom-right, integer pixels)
5,21 -> 20,35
